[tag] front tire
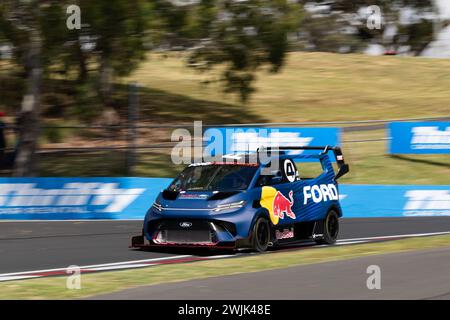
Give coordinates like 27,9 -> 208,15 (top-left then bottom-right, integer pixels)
315,210 -> 339,245
251,217 -> 270,252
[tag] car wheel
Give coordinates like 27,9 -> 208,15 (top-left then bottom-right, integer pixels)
315,209 -> 339,245
251,217 -> 270,252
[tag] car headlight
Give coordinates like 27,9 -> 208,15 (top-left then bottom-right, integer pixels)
213,200 -> 246,212
152,202 -> 163,212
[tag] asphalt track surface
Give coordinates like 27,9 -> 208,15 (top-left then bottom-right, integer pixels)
1,217 -> 450,275
92,246 -> 450,300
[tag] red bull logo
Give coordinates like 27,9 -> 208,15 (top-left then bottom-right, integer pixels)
275,228 -> 295,240
273,191 -> 295,219
260,187 -> 296,225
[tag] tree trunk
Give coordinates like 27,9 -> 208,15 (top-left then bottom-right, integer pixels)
13,27 -> 42,177
99,57 -> 113,105
77,37 -> 88,83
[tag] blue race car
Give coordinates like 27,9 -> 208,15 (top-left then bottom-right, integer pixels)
131,146 -> 349,252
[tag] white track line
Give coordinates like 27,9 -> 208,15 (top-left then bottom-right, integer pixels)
0,255 -> 192,278
335,240 -> 368,245
336,231 -> 450,243
0,275 -> 40,281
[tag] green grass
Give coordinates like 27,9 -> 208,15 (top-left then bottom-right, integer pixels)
125,52 -> 450,122
1,234 -> 450,300
339,130 -> 450,184
3,52 -> 450,123
35,129 -> 450,184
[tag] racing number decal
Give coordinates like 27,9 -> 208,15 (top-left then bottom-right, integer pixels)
283,159 -> 296,182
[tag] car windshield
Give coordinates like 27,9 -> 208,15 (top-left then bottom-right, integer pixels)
168,164 -> 258,191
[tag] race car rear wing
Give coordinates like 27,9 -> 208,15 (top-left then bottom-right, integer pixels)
258,145 -> 349,180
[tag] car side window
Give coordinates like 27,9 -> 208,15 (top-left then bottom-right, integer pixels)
257,158 -> 301,186
295,159 -> 324,180
256,166 -> 284,187
257,174 -> 282,187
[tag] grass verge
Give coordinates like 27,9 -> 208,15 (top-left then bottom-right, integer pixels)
1,234 -> 450,300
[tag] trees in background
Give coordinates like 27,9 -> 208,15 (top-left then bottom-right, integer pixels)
0,0 -> 442,176
184,0 -> 302,102
1,0 -> 304,176
0,1 -> 51,176
64,1 -> 152,100
142,0 -> 302,102
0,1 -> 152,175
158,0 -> 438,102
295,0 -> 436,55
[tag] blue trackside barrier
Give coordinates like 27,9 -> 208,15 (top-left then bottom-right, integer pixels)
203,127 -> 341,161
0,178 -> 448,220
0,177 -> 172,220
389,121 -> 450,154
339,185 -> 450,218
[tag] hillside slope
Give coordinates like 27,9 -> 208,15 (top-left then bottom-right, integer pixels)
126,52 -> 450,123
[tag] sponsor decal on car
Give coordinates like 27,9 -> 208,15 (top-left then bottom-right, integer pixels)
303,184 -> 338,204
260,187 -> 295,225
273,191 -> 295,219
275,228 -> 294,240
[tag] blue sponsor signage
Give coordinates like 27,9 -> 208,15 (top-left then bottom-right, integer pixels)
0,177 -> 172,220
204,127 -> 341,161
339,185 -> 450,218
0,178 -> 448,220
389,122 -> 450,154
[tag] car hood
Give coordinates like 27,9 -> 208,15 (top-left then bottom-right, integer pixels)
157,190 -> 247,210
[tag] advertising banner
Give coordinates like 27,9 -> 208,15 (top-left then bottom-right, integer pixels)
0,178 -> 448,220
339,185 -> 450,218
0,177 -> 172,220
389,122 -> 450,154
203,127 -> 341,161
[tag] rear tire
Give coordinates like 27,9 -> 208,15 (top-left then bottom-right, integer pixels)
315,210 -> 339,245
251,217 -> 270,252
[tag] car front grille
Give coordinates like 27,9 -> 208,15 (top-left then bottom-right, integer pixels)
149,219 -> 236,245
156,229 -> 213,244
151,219 -> 217,245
